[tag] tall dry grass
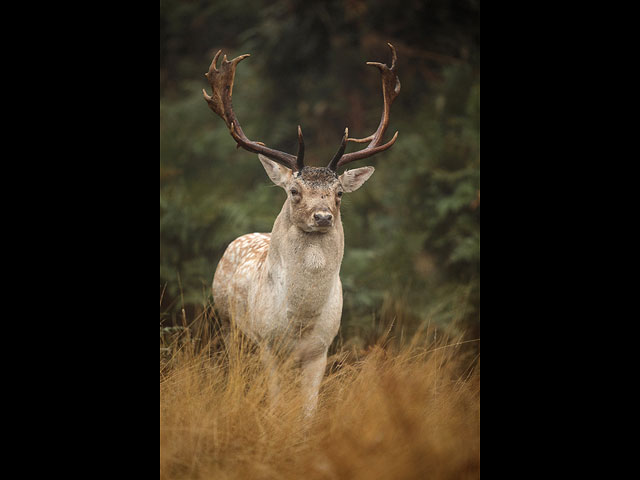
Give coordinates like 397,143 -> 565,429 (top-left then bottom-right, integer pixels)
160,312 -> 479,480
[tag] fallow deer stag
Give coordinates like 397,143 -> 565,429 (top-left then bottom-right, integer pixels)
204,43 -> 400,417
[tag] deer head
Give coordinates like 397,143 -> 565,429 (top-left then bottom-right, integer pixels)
257,155 -> 374,233
202,45 -> 401,225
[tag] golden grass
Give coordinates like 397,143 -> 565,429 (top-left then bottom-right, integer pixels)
160,319 -> 479,480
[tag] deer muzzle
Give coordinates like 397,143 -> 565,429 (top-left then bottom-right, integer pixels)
313,212 -> 333,227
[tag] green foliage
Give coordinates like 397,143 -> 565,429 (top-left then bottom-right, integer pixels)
160,0 -> 479,337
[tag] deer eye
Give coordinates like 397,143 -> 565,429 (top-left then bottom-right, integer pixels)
290,188 -> 299,196
337,191 -> 343,197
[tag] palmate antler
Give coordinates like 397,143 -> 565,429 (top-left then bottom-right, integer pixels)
203,50 -> 305,171
204,44 -> 399,172
327,43 -> 401,171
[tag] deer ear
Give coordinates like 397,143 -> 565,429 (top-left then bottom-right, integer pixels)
339,166 -> 375,192
258,154 -> 292,187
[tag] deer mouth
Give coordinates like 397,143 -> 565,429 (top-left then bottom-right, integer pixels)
302,224 -> 332,234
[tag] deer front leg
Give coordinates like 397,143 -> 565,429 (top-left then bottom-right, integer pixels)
296,340 -> 328,419
259,347 -> 281,410
301,353 -> 327,418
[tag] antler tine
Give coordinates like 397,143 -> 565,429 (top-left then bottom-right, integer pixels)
329,43 -> 401,170
328,128 -> 349,171
296,125 -> 305,171
203,50 -> 304,171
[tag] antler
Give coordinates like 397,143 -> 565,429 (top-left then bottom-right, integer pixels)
203,50 -> 305,171
328,43 -> 401,171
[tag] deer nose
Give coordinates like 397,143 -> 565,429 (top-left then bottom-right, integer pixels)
313,212 -> 333,226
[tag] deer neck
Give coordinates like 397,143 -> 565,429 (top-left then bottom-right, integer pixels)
266,200 -> 344,314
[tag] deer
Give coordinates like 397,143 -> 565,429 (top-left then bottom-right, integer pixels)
203,43 -> 400,418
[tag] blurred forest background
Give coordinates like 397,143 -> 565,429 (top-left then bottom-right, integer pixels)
160,0 -> 480,343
